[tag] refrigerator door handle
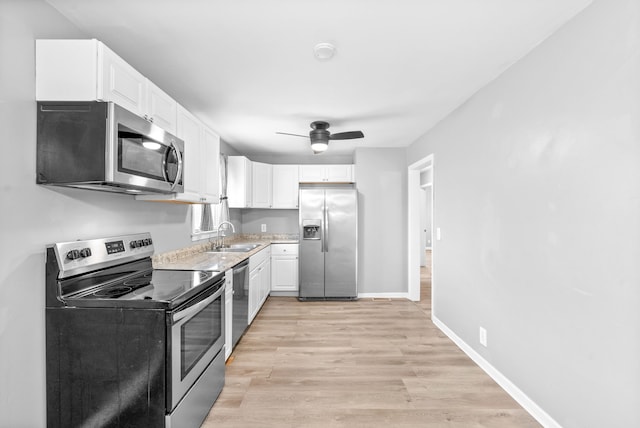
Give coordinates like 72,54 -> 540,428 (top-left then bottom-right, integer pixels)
324,205 -> 329,252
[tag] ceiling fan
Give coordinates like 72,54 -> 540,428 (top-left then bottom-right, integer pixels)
277,121 -> 364,154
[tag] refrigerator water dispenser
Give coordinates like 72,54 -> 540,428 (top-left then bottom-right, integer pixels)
302,220 -> 321,240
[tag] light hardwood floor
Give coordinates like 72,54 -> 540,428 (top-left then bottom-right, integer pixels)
203,251 -> 540,427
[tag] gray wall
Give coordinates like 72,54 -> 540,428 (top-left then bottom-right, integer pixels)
0,2 -> 196,426
354,148 -> 407,294
407,0 -> 640,426
237,208 -> 299,234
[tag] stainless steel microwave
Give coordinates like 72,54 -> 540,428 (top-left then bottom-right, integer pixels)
37,101 -> 184,195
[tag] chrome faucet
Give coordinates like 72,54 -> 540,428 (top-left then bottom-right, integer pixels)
216,221 -> 236,249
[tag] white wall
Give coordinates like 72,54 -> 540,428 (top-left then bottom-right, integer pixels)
0,2 -> 196,426
354,148 -> 407,295
407,0 -> 640,426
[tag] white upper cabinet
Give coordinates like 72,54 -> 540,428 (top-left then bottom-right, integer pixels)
174,105 -> 218,203
299,164 -> 354,183
146,80 -> 178,134
251,162 -> 273,208
228,156 -> 252,208
98,43 -> 146,115
272,165 -> 299,209
36,39 -> 177,127
178,106 -> 203,199
326,164 -> 355,182
298,165 -> 325,182
202,126 -> 221,202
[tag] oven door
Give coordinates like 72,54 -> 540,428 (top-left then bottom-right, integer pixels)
110,103 -> 184,193
168,279 -> 225,410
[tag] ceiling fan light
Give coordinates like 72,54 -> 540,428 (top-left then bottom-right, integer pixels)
314,42 -> 335,61
310,141 -> 328,154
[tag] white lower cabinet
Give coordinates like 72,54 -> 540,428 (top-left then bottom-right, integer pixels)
248,247 -> 271,323
224,269 -> 233,361
271,244 -> 299,292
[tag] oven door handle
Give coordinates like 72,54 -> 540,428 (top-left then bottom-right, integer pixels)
172,284 -> 224,323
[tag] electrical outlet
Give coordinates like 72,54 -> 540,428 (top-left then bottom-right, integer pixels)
479,327 -> 488,347
261,224 -> 267,232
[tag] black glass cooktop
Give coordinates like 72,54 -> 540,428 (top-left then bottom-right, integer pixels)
69,269 -> 216,302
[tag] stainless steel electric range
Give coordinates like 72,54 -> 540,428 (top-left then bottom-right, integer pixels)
45,232 -> 225,428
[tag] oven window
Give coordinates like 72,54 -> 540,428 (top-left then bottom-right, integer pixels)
181,297 -> 222,379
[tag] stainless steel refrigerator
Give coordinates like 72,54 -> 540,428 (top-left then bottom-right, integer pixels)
299,186 -> 358,299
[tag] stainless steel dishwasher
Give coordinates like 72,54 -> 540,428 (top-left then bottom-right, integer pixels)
232,259 -> 250,347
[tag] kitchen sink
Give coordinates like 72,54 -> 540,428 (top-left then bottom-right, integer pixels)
208,243 -> 261,253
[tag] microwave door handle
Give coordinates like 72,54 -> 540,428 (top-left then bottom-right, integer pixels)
164,140 -> 183,191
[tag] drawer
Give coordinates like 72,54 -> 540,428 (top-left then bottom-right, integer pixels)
270,244 -> 298,256
249,247 -> 271,271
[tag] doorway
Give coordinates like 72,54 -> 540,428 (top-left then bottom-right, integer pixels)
407,155 -> 434,303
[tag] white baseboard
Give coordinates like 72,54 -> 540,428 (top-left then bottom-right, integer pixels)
432,316 -> 561,428
358,292 -> 410,299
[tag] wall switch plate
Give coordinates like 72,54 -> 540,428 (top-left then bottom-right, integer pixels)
479,327 -> 488,347
436,228 -> 442,240
261,224 -> 267,232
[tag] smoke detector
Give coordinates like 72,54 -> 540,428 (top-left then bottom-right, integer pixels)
314,42 -> 335,60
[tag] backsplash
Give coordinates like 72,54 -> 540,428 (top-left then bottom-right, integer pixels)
237,209 -> 298,234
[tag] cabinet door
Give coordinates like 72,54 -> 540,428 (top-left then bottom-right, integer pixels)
271,256 -> 299,291
248,267 -> 261,323
260,259 -> 271,303
299,165 -> 325,183
272,165 -> 299,208
251,162 -> 273,208
177,105 -> 203,200
228,156 -> 252,208
224,271 -> 233,360
98,43 -> 146,116
202,127 -> 221,203
326,165 -> 354,182
146,81 -> 177,134
36,39 -> 99,101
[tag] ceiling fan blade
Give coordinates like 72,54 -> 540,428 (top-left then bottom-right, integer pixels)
276,132 -> 309,138
329,131 -> 364,140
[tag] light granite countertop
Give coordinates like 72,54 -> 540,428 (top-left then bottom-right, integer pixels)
153,234 -> 298,272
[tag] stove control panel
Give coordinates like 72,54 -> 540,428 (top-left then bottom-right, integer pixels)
66,248 -> 92,260
129,238 -> 153,249
51,233 -> 155,279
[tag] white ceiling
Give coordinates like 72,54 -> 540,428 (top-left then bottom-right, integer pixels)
46,0 -> 592,158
